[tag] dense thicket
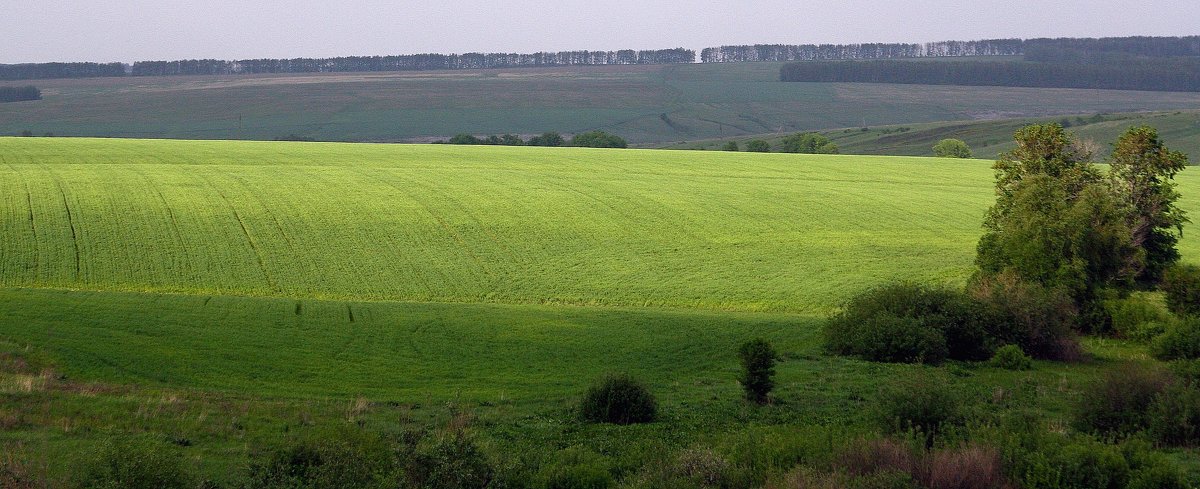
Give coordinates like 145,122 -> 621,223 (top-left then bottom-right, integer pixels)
0,85 -> 40,102
780,59 -> 1200,92
0,61 -> 126,80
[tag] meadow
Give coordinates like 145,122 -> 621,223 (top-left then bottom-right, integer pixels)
2,138 -> 1199,485
4,62 -> 1200,145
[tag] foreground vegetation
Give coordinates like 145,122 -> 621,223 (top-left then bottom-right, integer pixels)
2,138 -> 1200,486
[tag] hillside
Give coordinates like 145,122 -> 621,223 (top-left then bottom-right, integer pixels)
3,62 -> 1200,144
4,138 -> 1200,483
665,109 -> 1200,159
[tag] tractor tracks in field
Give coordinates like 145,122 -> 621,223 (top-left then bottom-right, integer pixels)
4,162 -> 39,279
40,165 -> 82,281
195,172 -> 280,294
131,166 -> 195,277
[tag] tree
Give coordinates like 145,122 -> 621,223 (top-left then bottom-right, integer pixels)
738,339 -> 777,404
569,131 -> 627,149
1108,126 -> 1189,285
722,141 -> 740,152
781,132 -> 838,154
746,140 -> 770,152
985,123 -> 1100,232
448,134 -> 482,145
933,138 -> 972,158
527,132 -> 565,147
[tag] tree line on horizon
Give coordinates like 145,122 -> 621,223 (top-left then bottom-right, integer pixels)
4,35 -> 1199,81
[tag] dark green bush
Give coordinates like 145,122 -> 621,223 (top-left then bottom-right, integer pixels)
969,272 -> 1081,361
825,283 -> 993,364
579,374 -> 657,425
1147,383 -> 1200,447
738,339 -> 777,404
246,430 -> 397,489
746,140 -> 770,152
1150,317 -> 1200,360
873,376 -> 964,445
1057,439 -> 1130,489
75,436 -> 196,489
403,430 -> 494,489
989,344 -> 1032,370
1162,264 -> 1200,316
569,131 -> 627,149
1167,359 -> 1200,385
1073,364 -> 1169,437
536,447 -> 612,489
1121,439 -> 1190,489
721,141 -> 739,152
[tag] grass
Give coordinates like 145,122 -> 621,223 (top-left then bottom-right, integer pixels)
2,138 -> 1199,484
663,109 -> 1200,160
4,62 -> 1200,144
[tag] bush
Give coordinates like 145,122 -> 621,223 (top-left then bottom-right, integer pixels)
835,438 -> 921,479
968,272 -> 1080,361
932,139 -> 972,158
1167,359 -> 1200,385
924,444 -> 1007,489
746,140 -> 770,152
989,345 -> 1032,370
721,141 -> 739,152
1104,294 -> 1173,341
1150,317 -> 1200,360
75,436 -> 196,489
668,448 -> 733,488
449,133 -> 483,145
1057,439 -> 1130,489
781,132 -> 839,154
403,430 -> 494,489
1162,264 -> 1200,316
1147,383 -> 1200,446
738,339 -> 777,404
247,430 -> 398,489
528,132 -> 565,147
536,447 -> 612,489
1073,364 -> 1169,437
825,282 -> 992,364
1121,439 -> 1190,489
579,374 -> 657,424
873,377 -> 964,445
569,131 -> 627,149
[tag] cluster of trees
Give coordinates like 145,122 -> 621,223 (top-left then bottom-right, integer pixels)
703,36 -> 1200,63
780,59 -> 1200,92
1,49 -> 695,81
0,85 -> 40,102
701,39 -> 1022,63
0,61 -> 126,80
443,131 -> 626,148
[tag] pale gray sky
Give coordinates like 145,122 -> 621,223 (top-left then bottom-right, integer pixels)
3,0 -> 1199,64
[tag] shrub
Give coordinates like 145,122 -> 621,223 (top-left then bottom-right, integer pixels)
721,141 -> 739,152
448,134 -> 483,145
825,282 -> 992,364
1147,383 -> 1200,446
403,430 -> 494,489
924,444 -> 1007,489
75,436 -> 196,489
1104,294 -> 1173,340
668,448 -> 733,488
933,139 -> 973,158
1121,439 -> 1190,489
1162,264 -> 1200,316
989,345 -> 1032,370
536,447 -> 612,489
1150,317 -> 1200,360
247,430 -> 398,489
1167,359 -> 1200,385
746,140 -> 770,152
579,374 -> 657,425
968,272 -> 1080,361
738,339 -> 778,404
1057,440 -> 1130,489
835,438 -> 921,479
569,131 -> 627,149
781,133 -> 839,154
873,377 -> 964,445
1073,364 -> 1169,437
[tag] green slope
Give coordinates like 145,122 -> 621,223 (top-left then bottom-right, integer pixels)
3,62 -> 1200,144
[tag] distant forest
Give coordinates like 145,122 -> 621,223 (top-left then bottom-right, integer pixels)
0,85 -> 41,102
780,37 -> 1200,92
3,36 -> 1198,81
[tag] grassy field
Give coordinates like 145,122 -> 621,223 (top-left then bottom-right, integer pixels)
2,138 -> 1198,484
663,109 -> 1200,160
4,62 -> 1200,144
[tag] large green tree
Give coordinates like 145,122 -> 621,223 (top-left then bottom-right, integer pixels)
1108,125 -> 1189,285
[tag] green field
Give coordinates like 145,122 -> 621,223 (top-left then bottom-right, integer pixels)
4,62 -> 1200,145
2,138 -> 1199,484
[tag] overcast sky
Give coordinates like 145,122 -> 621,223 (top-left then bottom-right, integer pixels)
4,0 -> 1200,64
